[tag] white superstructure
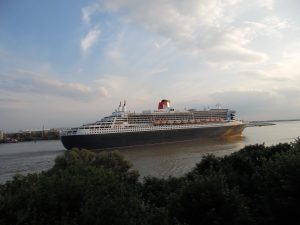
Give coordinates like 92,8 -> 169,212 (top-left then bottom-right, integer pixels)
61,100 -> 242,136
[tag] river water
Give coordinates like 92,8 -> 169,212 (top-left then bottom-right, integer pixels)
0,121 -> 299,184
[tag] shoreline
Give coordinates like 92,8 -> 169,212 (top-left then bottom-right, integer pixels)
247,122 -> 276,127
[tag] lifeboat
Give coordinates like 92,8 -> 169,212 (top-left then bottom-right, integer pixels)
189,119 -> 195,124
161,120 -> 167,125
153,120 -> 161,126
166,120 -> 173,125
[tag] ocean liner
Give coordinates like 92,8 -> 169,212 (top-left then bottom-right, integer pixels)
60,100 -> 246,150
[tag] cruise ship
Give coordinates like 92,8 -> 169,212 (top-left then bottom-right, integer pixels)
60,99 -> 246,150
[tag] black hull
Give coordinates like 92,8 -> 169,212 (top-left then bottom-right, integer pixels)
60,124 -> 246,150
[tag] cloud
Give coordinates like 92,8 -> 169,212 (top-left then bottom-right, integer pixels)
99,86 -> 109,97
82,3 -> 100,25
88,0 -> 284,66
94,75 -> 154,105
258,0 -> 273,10
210,89 -> 300,120
81,26 -> 101,53
239,70 -> 290,82
244,16 -> 290,39
147,67 -> 168,76
151,39 -> 171,49
0,96 -> 23,104
239,51 -> 300,84
205,45 -> 268,65
0,69 -> 113,131
0,98 -> 16,103
0,70 -> 107,100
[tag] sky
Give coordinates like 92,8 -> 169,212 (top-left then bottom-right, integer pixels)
1,0 -> 300,131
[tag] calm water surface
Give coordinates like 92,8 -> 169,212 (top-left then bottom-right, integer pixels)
1,121 -> 299,183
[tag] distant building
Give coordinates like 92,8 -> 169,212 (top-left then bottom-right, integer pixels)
0,130 -> 4,141
14,128 -> 60,141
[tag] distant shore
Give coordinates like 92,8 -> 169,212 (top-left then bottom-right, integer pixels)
248,119 -> 300,127
247,121 -> 276,127
0,129 -> 60,144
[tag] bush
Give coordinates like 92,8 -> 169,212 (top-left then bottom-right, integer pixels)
169,173 -> 253,225
0,150 -> 148,225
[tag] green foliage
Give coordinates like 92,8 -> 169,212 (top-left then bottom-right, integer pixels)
251,144 -> 300,225
1,139 -> 300,225
0,150 -> 144,225
170,173 -> 253,225
142,176 -> 184,208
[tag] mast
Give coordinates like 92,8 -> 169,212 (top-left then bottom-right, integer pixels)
118,101 -> 122,112
122,100 -> 127,112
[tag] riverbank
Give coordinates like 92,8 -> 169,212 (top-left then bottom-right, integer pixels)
1,129 -> 60,143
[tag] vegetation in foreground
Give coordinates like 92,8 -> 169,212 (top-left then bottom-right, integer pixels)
1,140 -> 300,225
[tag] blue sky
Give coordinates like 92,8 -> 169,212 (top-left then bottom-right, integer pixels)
1,0 -> 300,131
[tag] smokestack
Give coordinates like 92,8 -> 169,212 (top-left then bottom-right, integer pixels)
158,99 -> 170,110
